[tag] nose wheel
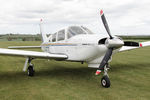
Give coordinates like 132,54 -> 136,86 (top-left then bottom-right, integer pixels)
101,75 -> 110,88
101,65 -> 111,88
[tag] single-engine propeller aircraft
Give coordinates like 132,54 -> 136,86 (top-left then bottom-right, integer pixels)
0,10 -> 150,88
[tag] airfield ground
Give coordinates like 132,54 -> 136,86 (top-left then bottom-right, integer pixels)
0,41 -> 150,100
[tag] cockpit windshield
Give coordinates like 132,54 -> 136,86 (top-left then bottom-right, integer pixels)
50,26 -> 94,42
81,26 -> 94,34
67,26 -> 86,38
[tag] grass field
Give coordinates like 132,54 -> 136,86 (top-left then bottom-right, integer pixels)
0,41 -> 150,100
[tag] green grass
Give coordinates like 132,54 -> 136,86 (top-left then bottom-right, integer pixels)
0,41 -> 150,100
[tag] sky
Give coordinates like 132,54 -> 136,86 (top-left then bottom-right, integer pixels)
0,0 -> 150,35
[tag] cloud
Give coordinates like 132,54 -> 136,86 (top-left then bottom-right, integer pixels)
0,0 -> 150,35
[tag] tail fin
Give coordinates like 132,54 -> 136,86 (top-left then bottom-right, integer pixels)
40,19 -> 47,43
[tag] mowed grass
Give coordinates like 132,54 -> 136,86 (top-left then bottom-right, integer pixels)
0,41 -> 150,100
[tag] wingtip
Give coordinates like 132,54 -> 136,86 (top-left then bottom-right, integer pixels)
100,10 -> 103,15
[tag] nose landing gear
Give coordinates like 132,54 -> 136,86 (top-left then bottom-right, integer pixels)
101,65 -> 110,88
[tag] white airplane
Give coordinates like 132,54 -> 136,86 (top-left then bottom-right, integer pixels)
0,10 -> 150,88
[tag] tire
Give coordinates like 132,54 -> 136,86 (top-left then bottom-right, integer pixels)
101,75 -> 110,88
27,66 -> 34,76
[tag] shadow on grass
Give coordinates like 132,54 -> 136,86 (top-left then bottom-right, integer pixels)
0,62 -> 149,81
111,62 -> 150,72
0,66 -> 96,81
37,66 -> 96,77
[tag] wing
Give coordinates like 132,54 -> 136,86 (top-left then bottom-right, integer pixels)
119,41 -> 150,52
8,46 -> 41,49
0,48 -> 67,60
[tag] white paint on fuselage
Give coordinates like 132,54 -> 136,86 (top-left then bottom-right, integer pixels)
41,34 -> 120,68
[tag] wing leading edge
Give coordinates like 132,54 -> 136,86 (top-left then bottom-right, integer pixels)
8,46 -> 41,49
0,48 -> 67,60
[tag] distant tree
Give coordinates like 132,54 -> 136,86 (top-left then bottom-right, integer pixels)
35,37 -> 41,41
7,37 -> 12,41
22,37 -> 26,41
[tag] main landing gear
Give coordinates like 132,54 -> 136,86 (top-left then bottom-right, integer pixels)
27,64 -> 34,76
23,57 -> 35,77
101,64 -> 110,88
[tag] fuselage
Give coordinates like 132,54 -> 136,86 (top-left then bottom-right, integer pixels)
41,26 -> 121,68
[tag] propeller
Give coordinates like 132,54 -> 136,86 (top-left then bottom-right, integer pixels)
96,10 -> 141,75
96,10 -> 116,75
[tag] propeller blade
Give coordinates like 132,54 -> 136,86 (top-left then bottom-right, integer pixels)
100,10 -> 113,39
95,48 -> 113,75
124,41 -> 139,47
99,48 -> 113,70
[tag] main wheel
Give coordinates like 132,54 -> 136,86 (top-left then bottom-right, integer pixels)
101,75 -> 110,88
27,66 -> 34,76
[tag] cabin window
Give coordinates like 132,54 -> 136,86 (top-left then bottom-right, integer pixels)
58,30 -> 65,41
52,33 -> 56,42
67,26 -> 86,39
48,35 -> 52,42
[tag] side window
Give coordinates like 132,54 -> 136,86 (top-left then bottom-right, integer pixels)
52,33 -> 56,42
67,29 -> 75,39
48,35 -> 52,42
58,30 -> 65,41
